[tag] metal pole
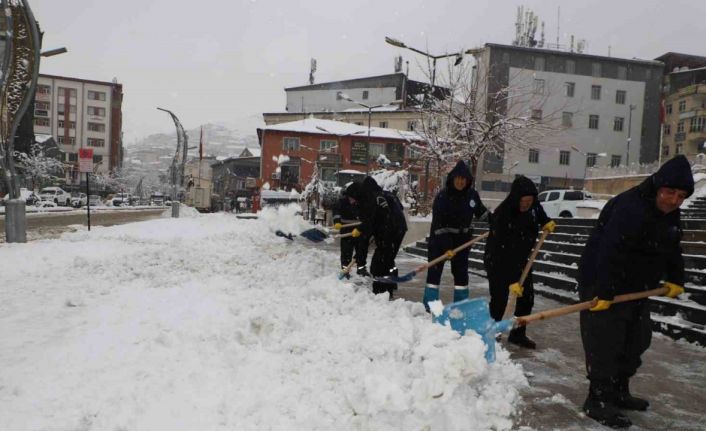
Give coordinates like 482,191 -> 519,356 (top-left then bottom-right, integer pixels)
626,105 -> 634,169
366,107 -> 371,174
86,172 -> 91,231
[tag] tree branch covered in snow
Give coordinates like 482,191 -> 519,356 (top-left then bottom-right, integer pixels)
14,143 -> 64,189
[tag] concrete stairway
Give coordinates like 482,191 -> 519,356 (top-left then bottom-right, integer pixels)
404,218 -> 706,344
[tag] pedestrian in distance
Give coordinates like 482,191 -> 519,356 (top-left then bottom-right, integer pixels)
422,160 -> 489,311
346,176 -> 407,297
333,182 -> 369,278
483,175 -> 555,349
577,155 -> 693,429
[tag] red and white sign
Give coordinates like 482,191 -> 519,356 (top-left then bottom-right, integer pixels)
79,148 -> 94,173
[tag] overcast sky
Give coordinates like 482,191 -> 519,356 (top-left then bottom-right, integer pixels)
33,0 -> 706,143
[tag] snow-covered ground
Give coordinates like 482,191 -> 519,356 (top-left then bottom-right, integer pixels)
0,205 -> 526,430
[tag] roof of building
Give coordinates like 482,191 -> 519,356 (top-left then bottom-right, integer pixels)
39,73 -> 123,88
655,52 -> 706,72
258,118 -> 421,141
485,43 -> 663,67
285,73 -> 406,92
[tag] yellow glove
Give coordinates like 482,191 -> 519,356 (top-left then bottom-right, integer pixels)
351,228 -> 361,238
509,282 -> 523,297
333,223 -> 343,230
542,220 -> 557,233
663,282 -> 684,298
444,250 -> 456,259
589,299 -> 612,312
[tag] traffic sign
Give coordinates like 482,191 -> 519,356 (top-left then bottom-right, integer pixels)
79,148 -> 94,173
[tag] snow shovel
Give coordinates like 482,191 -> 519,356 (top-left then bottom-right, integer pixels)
331,221 -> 361,231
502,229 -> 550,320
434,286 -> 670,363
275,229 -> 356,243
375,232 -> 489,284
338,259 -> 357,280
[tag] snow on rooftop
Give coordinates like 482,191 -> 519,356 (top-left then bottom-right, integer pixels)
35,134 -> 53,143
261,118 -> 421,141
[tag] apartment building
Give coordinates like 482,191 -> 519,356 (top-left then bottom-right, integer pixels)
33,74 -> 123,186
472,43 -> 663,192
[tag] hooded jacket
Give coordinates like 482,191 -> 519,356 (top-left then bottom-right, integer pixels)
429,161 -> 488,246
332,184 -> 361,233
351,176 -> 405,239
483,176 -> 551,275
578,155 -> 694,301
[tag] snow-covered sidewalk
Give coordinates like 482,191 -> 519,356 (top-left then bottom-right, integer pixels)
0,206 -> 526,431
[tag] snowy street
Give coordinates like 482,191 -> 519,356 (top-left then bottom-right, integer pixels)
1,208 -> 527,431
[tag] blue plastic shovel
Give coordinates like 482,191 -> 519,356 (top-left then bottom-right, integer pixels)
434,286 -> 669,363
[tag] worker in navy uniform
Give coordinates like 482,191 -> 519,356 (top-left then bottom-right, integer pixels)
422,161 -> 488,311
347,177 -> 407,297
332,183 -> 369,277
577,155 -> 692,429
483,175 -> 555,349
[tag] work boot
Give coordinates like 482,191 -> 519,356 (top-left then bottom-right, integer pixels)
507,327 -> 537,349
422,284 -> 440,312
615,376 -> 649,411
356,266 -> 370,277
583,380 -> 632,429
453,285 -> 469,302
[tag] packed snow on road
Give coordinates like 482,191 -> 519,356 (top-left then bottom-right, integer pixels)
0,205 -> 526,430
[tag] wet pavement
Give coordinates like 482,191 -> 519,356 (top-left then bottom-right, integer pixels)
320,224 -> 706,431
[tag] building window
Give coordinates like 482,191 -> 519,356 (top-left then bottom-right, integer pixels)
531,109 -> 542,121
87,138 -> 105,147
407,120 -> 416,131
282,137 -> 300,151
676,143 -> 683,155
565,82 -> 575,97
664,124 -> 671,135
406,146 -> 421,159
58,120 -> 76,129
533,78 -> 545,95
592,62 -> 602,77
57,136 -> 76,145
34,117 -> 50,127
586,153 -> 597,167
528,149 -> 539,163
58,87 -> 77,97
68,152 -> 78,162
87,106 -> 105,117
320,139 -> 336,152
662,145 -> 670,157
566,60 -> 575,74
611,155 -> 621,167
679,100 -> 686,112
614,117 -> 624,132
690,116 -> 706,132
87,90 -> 106,101
534,57 -> 545,71
666,104 -> 673,115
58,104 -> 77,115
35,101 -> 50,110
677,121 -> 685,134
378,121 -> 388,128
362,90 -> 369,100
562,112 -> 573,127
617,66 -> 627,80
88,122 -> 106,132
591,85 -> 602,100
368,143 -> 384,159
93,155 -> 103,163
616,90 -> 626,104
589,115 -> 600,129
36,84 -> 51,95
559,150 -> 570,166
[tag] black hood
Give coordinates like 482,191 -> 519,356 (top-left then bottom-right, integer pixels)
345,181 -> 364,201
445,160 -> 473,193
503,176 -> 538,212
360,176 -> 382,200
642,155 -> 694,198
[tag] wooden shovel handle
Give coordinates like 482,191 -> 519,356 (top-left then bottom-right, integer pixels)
502,229 -> 550,320
334,221 -> 361,230
340,259 -> 356,275
334,232 -> 355,239
415,232 -> 489,273
515,287 -> 668,326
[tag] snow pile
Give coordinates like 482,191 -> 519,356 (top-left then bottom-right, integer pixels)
0,208 -> 526,430
371,168 -> 408,193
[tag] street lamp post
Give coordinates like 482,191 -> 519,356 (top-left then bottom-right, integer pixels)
572,145 -> 607,186
626,104 -> 636,170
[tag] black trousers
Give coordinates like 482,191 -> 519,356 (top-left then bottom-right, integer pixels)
486,268 -> 535,321
340,235 -> 369,268
580,299 -> 652,381
425,235 -> 470,286
371,232 -> 405,295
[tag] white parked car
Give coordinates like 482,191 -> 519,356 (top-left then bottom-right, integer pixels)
537,189 -> 593,218
111,192 -> 132,207
2,188 -> 39,206
88,195 -> 104,207
39,187 -> 71,206
71,193 -> 88,208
